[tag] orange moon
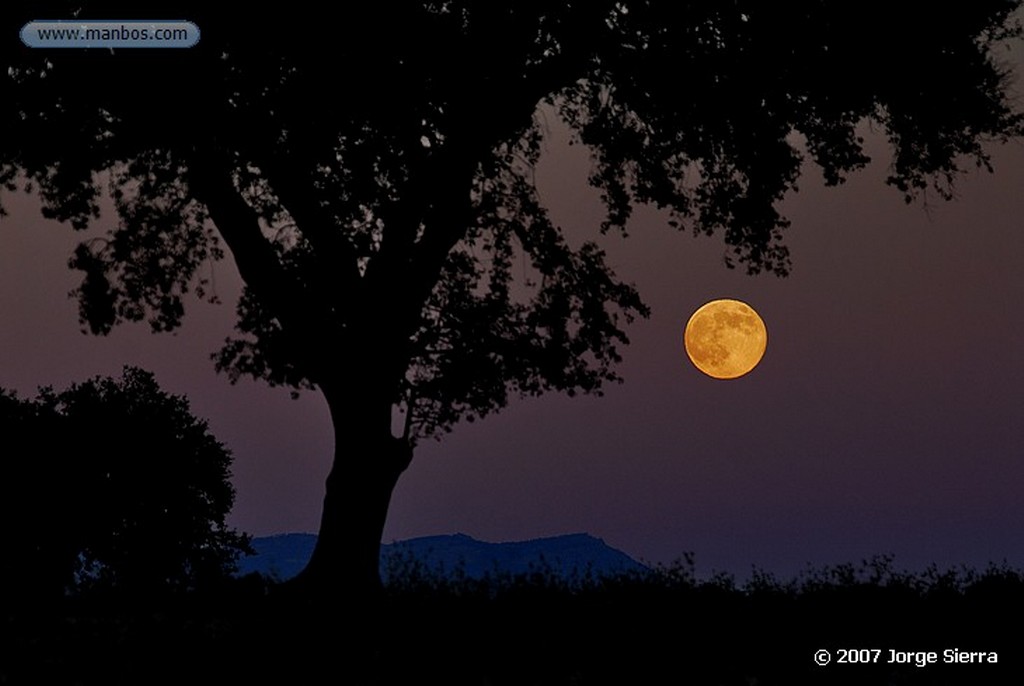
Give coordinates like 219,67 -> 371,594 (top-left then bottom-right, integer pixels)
683,299 -> 767,379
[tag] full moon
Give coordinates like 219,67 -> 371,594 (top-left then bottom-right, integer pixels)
684,299 -> 767,379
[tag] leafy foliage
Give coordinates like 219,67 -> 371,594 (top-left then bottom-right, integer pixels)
3,2 -> 1020,444
0,368 -> 250,598
556,2 -> 1024,273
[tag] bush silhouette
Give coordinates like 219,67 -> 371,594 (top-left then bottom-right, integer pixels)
0,367 -> 250,601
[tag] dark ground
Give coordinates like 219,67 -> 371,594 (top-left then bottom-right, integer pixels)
4,558 -> 1023,685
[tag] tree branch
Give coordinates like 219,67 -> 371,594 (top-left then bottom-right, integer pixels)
251,147 -> 364,309
186,147 -> 343,380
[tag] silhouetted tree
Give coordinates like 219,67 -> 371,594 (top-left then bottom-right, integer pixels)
0,388 -> 73,601
0,368 -> 250,600
1,2 -> 1020,595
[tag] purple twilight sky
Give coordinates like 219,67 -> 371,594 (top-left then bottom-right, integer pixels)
2,44 -> 1024,580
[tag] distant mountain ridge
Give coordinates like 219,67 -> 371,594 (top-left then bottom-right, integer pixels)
237,532 -> 647,582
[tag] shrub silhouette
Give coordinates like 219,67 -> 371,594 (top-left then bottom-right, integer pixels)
0,367 -> 250,601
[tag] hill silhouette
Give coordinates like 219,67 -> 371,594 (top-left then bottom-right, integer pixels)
237,532 -> 647,582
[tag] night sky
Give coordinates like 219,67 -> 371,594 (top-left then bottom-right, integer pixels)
2,43 -> 1023,580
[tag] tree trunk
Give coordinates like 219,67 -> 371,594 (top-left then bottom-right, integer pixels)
290,383 -> 412,600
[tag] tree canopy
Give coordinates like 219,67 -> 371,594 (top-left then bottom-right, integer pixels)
4,3 -> 1019,439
